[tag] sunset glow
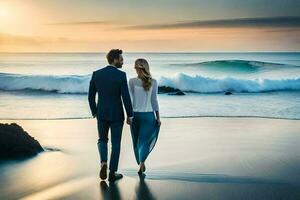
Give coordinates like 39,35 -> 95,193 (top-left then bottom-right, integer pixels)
0,0 -> 299,52
0,4 -> 10,21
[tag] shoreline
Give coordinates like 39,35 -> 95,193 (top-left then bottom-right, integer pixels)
1,115 -> 299,121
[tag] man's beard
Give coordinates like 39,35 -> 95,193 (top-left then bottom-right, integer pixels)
115,62 -> 123,68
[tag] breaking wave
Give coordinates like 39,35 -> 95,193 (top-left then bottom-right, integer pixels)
0,72 -> 300,94
159,73 -> 300,93
170,60 -> 299,73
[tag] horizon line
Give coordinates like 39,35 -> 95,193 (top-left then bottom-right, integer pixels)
1,51 -> 300,54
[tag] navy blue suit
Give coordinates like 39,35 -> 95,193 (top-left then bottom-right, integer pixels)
88,65 -> 133,172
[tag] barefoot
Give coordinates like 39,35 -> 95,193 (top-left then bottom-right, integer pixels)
138,162 -> 146,173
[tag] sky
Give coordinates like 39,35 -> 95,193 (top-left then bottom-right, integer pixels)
0,0 -> 299,52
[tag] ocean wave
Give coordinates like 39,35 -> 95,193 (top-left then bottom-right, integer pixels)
0,73 -> 90,94
159,73 -> 300,93
0,72 -> 300,94
170,60 -> 299,73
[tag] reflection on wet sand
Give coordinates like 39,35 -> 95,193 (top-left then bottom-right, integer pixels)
135,174 -> 156,200
1,118 -> 299,200
99,181 -> 122,200
99,175 -> 156,200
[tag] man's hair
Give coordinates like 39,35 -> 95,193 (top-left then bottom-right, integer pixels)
106,49 -> 123,64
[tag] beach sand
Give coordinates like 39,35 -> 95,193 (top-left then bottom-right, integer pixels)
0,117 -> 300,200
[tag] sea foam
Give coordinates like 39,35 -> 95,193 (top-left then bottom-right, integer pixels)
0,72 -> 300,94
159,73 -> 300,93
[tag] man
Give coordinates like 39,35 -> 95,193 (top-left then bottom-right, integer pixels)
88,49 -> 133,182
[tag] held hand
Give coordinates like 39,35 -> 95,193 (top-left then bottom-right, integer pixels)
157,118 -> 161,126
127,117 -> 133,125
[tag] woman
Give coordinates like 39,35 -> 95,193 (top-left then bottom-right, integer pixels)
129,58 -> 161,174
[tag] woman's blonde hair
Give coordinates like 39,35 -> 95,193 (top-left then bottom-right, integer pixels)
134,58 -> 152,91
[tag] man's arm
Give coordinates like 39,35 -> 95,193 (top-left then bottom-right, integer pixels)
121,73 -> 133,119
88,72 -> 97,117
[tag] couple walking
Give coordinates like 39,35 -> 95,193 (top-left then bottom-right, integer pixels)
88,49 -> 161,182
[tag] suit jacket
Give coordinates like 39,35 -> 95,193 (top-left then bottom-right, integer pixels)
88,65 -> 133,122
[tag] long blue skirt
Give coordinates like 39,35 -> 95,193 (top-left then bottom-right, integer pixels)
130,112 -> 160,164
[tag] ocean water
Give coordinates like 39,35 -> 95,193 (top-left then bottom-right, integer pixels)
0,52 -> 300,119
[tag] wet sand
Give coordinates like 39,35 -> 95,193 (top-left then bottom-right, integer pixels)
0,117 -> 300,200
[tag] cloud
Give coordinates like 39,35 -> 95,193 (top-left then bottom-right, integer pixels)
123,16 -> 300,30
0,33 -> 43,45
0,33 -> 72,46
47,21 -> 114,26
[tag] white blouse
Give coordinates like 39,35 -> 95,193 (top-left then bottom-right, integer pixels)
129,77 -> 159,112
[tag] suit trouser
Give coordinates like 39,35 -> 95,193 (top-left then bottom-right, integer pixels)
97,119 -> 124,172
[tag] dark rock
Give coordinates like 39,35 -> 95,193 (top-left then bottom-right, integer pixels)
225,91 -> 233,95
0,123 -> 44,160
158,86 -> 185,95
158,86 -> 181,93
168,91 -> 185,96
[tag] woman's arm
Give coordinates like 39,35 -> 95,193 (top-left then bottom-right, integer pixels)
155,111 -> 161,126
151,79 -> 161,125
